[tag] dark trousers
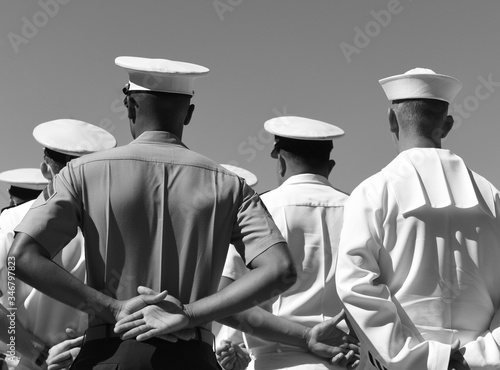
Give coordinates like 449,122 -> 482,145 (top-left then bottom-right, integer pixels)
70,337 -> 222,370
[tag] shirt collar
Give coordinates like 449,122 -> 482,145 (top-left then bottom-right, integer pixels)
130,131 -> 188,149
383,148 -> 496,217
281,173 -> 332,187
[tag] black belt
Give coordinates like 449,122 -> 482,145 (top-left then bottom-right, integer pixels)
84,325 -> 215,350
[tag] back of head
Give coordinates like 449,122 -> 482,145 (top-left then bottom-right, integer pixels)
392,99 -> 449,139
276,136 -> 333,168
126,90 -> 192,130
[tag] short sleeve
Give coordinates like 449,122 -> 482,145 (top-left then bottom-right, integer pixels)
222,244 -> 249,281
231,184 -> 285,266
14,167 -> 81,259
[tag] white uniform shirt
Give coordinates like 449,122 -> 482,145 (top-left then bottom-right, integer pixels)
222,174 -> 348,368
336,148 -> 500,370
0,200 -> 87,347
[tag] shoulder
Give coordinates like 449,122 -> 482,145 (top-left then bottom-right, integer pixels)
348,171 -> 389,205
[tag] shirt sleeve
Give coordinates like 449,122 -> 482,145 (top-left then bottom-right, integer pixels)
222,244 -> 249,281
231,183 -> 286,266
335,180 -> 451,370
14,167 -> 81,259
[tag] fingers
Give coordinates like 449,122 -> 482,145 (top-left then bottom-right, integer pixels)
348,358 -> 361,369
114,314 -> 147,339
218,346 -> 236,369
119,323 -> 150,340
343,334 -> 361,347
331,352 -> 346,364
115,311 -> 145,331
64,328 -> 79,339
137,286 -> 164,295
47,357 -> 74,370
136,327 -> 166,342
142,290 -> 168,304
47,348 -> 81,370
311,341 -> 350,358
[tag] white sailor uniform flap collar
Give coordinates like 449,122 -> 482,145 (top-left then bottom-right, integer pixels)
381,148 -> 497,217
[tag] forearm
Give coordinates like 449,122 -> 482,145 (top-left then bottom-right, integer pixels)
9,233 -> 117,323
185,242 -> 296,328
219,306 -> 309,349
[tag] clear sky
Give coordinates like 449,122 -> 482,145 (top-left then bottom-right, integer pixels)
1,0 -> 500,206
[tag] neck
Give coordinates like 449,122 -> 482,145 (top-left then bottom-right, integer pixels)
133,117 -> 184,140
397,136 -> 441,153
284,167 -> 328,181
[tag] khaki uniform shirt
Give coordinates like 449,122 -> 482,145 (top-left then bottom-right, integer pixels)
16,131 -> 285,329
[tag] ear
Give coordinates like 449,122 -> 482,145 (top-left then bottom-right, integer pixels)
328,159 -> 336,176
441,115 -> 454,139
127,95 -> 137,123
183,104 -> 195,126
388,107 -> 399,135
40,161 -> 55,181
278,153 -> 286,177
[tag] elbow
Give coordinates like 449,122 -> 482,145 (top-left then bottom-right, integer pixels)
8,235 -> 29,276
276,258 -> 297,292
8,235 -> 25,262
8,233 -> 46,278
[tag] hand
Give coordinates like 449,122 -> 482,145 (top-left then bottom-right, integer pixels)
113,286 -> 168,323
46,328 -> 83,370
114,286 -> 191,341
448,340 -> 470,370
132,286 -> 196,342
216,340 -> 251,370
306,309 -> 360,368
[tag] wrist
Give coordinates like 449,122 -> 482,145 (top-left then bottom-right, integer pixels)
302,326 -> 312,350
104,297 -> 121,323
182,303 -> 195,328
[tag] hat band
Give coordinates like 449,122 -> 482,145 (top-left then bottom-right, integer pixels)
9,186 -> 43,201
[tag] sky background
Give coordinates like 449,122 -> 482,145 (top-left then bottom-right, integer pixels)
1,0 -> 500,206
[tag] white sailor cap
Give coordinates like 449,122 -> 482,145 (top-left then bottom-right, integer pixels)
264,116 -> 344,141
265,116 -> 344,159
115,56 -> 209,96
0,168 -> 48,191
379,68 -> 462,103
221,164 -> 258,187
33,119 -> 117,157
